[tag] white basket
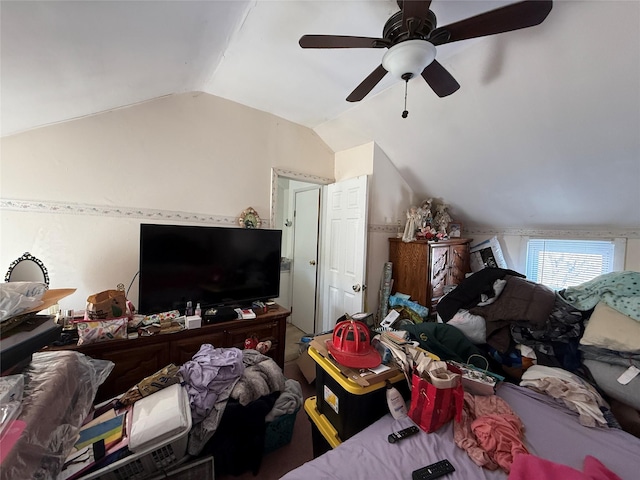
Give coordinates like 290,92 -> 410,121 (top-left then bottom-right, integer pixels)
81,386 -> 192,480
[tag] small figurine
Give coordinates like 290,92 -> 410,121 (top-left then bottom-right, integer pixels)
434,203 -> 452,236
402,205 -> 421,242
418,198 -> 433,230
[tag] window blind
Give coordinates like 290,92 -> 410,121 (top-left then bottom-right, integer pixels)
525,239 -> 615,290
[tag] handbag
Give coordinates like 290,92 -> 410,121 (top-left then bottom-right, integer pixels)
408,363 -> 464,433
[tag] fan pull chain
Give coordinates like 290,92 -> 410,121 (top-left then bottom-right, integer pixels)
402,77 -> 409,118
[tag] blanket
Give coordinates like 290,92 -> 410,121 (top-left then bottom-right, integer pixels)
437,268 -> 525,322
560,271 -> 640,321
230,349 -> 286,406
470,276 -> 556,353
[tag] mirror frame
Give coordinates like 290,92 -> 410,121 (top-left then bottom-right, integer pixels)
4,252 -> 50,287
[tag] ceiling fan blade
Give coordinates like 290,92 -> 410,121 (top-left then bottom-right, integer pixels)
400,0 -> 432,34
299,35 -> 386,49
421,61 -> 460,98
431,0 -> 553,46
347,65 -> 388,102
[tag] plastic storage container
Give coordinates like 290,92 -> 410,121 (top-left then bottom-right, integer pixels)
308,346 -> 409,441
264,407 -> 300,454
304,396 -> 342,458
81,384 -> 192,480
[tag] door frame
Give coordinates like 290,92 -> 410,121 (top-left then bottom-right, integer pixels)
270,168 -> 333,328
291,186 -> 321,333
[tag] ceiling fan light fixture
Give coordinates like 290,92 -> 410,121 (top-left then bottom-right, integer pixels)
382,39 -> 436,79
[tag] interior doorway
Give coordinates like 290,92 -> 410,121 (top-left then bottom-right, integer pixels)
291,187 -> 320,333
271,169 -> 332,334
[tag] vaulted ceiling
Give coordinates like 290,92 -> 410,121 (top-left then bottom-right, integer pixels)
2,1 -> 639,230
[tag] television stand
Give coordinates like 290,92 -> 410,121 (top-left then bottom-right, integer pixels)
46,304 -> 291,403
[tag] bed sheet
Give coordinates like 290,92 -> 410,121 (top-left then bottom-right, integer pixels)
282,383 -> 640,480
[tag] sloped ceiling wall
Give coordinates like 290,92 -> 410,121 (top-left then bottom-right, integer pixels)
1,1 -> 639,231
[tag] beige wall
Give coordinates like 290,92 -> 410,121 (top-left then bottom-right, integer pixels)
2,94 -> 637,317
334,142 -> 416,317
0,93 -> 334,310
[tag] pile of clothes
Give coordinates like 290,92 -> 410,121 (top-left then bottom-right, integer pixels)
434,269 -> 640,438
179,344 -> 303,476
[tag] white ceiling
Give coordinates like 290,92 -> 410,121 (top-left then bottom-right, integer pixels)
2,1 -> 639,230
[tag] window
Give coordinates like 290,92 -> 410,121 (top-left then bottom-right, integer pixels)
525,239 -> 621,290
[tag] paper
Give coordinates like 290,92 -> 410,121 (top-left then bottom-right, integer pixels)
368,364 -> 391,374
617,365 -> 640,385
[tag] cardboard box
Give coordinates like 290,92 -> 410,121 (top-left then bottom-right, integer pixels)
86,290 -> 127,320
297,349 -> 316,384
14,288 -> 76,317
185,315 -> 201,330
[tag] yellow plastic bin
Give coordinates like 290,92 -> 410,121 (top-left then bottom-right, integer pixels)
308,346 -> 409,441
304,396 -> 341,458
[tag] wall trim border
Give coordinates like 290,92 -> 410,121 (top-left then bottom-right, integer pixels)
1,198 -> 245,227
3,199 -> 638,239
464,225 -> 640,239
367,223 -> 640,239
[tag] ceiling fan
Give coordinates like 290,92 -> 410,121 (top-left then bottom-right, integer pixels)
299,0 -> 553,103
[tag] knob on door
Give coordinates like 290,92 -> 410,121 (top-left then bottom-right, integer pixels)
352,284 -> 361,292
309,260 -> 316,266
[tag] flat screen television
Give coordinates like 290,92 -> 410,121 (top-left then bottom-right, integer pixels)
138,224 -> 282,315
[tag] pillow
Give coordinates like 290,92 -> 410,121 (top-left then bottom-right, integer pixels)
446,309 -> 487,344
583,359 -> 640,411
580,302 -> 640,353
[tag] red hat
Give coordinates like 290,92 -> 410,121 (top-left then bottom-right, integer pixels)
327,319 -> 381,369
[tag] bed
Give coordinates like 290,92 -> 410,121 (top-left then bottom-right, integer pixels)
282,381 -> 640,480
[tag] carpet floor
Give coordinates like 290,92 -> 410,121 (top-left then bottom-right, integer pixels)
284,322 -> 306,363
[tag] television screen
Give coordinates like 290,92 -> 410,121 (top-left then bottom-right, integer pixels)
138,224 -> 282,315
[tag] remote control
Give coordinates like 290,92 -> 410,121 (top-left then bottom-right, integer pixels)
387,425 -> 419,443
411,459 -> 455,480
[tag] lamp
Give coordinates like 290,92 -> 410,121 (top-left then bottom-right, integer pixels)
382,39 -> 436,80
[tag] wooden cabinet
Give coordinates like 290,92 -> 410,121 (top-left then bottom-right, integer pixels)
49,305 -> 290,402
388,238 -> 472,315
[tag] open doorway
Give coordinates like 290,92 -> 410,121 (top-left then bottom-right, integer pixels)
271,169 -> 332,334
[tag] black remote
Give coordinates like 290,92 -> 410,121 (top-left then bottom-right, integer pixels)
387,425 -> 419,443
411,459 -> 455,480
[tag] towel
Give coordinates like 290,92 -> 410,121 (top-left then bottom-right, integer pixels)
265,378 -> 303,422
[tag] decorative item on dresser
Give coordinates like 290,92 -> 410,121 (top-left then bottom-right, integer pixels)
47,304 -> 290,403
388,238 -> 472,316
448,222 -> 462,238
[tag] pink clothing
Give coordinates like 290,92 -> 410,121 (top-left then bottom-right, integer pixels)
508,453 -> 622,480
472,414 -> 528,473
454,392 -> 528,472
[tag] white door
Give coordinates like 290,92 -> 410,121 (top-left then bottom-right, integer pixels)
320,175 -> 369,332
291,187 -> 320,333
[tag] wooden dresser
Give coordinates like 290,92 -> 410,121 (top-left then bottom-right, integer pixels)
388,238 -> 472,315
48,305 -> 290,402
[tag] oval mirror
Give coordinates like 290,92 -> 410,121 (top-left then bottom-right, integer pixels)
5,252 -> 50,287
